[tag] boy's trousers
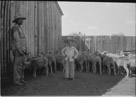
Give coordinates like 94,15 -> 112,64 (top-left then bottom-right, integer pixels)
65,60 -> 75,79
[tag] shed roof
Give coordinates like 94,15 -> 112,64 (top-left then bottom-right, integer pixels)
55,2 -> 64,15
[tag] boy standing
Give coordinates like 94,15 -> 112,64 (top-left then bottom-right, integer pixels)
61,37 -> 79,80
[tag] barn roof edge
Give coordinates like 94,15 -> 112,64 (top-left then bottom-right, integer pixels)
56,2 -> 64,15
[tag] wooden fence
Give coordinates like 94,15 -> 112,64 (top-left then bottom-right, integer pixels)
62,35 -> 136,53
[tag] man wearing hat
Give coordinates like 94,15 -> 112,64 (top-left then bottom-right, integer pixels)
61,37 -> 79,80
10,14 -> 27,85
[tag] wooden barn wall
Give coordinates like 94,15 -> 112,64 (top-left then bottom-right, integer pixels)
9,1 -> 63,55
0,1 -> 12,82
1,1 -> 63,83
62,36 -> 135,53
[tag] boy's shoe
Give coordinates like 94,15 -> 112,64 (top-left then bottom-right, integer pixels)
69,78 -> 75,80
64,77 -> 69,80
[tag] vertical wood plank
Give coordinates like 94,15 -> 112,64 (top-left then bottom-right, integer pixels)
29,1 -> 32,54
25,1 -> 30,53
1,1 -> 5,74
31,1 -> 35,56
39,1 -> 44,53
25,1 -> 28,53
126,36 -> 129,51
34,1 -> 38,56
120,36 -> 123,52
60,10 -> 62,52
44,1 -> 47,53
28,1 -> 31,54
58,10 -> 60,51
132,36 -> 136,50
52,2 -> 54,53
1,1 -> 4,77
49,2 -> 51,51
0,1 -> 1,13
46,1 -> 48,52
54,2 -> 57,52
39,1 -> 42,53
10,1 -> 15,27
37,1 -> 39,54
0,1 -> 2,77
122,36 -> 126,51
2,1 -> 5,74
41,1 -> 44,53
27,1 -> 30,53
42,2 -> 45,53
116,36 -> 120,53
38,1 -> 41,53
55,4 -> 58,52
5,1 -> 9,73
21,1 -> 25,36
104,36 -> 107,51
29,1 -> 32,55
127,36 -> 132,51
3,1 -> 7,73
49,1 -> 52,52
58,9 -> 61,52
6,1 -> 10,65
108,36 -> 111,52
55,4 -> 57,50
51,2 -> 53,52
130,36 -> 134,51
46,1 -> 49,52
47,1 -> 50,52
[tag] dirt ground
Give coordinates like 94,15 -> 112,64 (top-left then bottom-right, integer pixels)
102,76 -> 136,96
1,71 -> 135,96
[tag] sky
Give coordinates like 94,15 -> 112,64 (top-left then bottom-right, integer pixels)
58,2 -> 136,36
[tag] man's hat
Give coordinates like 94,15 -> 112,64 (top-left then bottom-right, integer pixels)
65,37 -> 74,43
12,14 -> 26,23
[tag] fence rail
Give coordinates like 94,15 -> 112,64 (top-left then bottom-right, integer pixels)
62,35 -> 136,53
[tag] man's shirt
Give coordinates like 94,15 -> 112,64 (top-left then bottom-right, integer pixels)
11,24 -> 27,53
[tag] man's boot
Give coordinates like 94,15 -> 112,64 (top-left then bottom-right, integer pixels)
20,79 -> 27,84
14,79 -> 24,86
14,82 -> 24,86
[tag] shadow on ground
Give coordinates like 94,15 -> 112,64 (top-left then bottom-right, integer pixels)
1,71 -> 125,96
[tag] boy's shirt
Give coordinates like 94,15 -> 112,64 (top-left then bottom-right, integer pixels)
61,46 -> 79,61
